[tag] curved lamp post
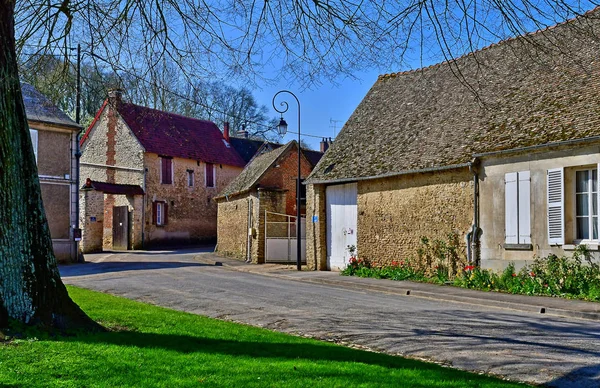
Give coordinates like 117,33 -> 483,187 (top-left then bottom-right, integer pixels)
272,90 -> 302,271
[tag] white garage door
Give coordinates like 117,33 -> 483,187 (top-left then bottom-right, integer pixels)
326,183 -> 358,270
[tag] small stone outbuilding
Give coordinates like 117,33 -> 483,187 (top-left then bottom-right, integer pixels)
306,9 -> 600,271
215,141 -> 321,263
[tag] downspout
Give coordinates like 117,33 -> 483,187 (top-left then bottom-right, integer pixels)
246,198 -> 253,263
468,158 -> 482,265
142,166 -> 147,248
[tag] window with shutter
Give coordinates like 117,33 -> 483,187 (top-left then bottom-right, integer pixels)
161,157 -> 172,184
575,168 -> 598,241
206,163 -> 214,188
505,171 -> 530,245
547,168 -> 564,245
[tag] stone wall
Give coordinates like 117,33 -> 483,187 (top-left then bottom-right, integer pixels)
254,189 -> 286,263
216,195 -> 249,260
306,168 -> 474,270
305,184 -> 327,270
357,169 -> 473,266
144,153 -> 243,246
79,188 -> 104,253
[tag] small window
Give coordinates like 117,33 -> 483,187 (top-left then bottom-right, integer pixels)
161,157 -> 172,184
153,201 -> 168,226
30,129 -> 38,163
296,178 -> 306,204
187,170 -> 194,187
206,163 -> 215,188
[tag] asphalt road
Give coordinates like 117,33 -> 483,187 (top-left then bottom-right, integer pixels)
60,248 -> 600,387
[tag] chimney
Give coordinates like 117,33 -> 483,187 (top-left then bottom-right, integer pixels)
107,88 -> 124,108
320,137 -> 330,153
237,123 -> 249,139
223,122 -> 230,142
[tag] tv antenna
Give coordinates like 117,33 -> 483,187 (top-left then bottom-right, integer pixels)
329,118 -> 342,137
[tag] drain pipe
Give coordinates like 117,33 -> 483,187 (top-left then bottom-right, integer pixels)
247,198 -> 253,263
468,158 -> 482,265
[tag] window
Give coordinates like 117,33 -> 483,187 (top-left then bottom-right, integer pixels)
187,170 -> 194,187
296,178 -> 307,205
153,201 -> 168,226
205,163 -> 215,188
575,169 -> 598,240
505,171 -> 531,245
29,129 -> 38,163
160,157 -> 172,184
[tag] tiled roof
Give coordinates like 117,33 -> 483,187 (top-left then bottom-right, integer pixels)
82,179 -> 144,195
229,137 -> 281,163
117,103 -> 246,167
302,149 -> 324,167
308,9 -> 600,183
21,82 -> 80,130
217,141 -> 297,198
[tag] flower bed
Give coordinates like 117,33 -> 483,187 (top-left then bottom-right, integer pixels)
342,244 -> 600,302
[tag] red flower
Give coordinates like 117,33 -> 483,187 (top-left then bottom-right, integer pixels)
464,265 -> 475,271
530,272 -> 536,277
392,261 -> 398,266
512,273 -> 517,277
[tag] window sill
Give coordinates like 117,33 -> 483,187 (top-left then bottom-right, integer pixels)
503,243 -> 533,251
563,244 -> 600,251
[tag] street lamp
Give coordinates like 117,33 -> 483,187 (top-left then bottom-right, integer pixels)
272,90 -> 302,271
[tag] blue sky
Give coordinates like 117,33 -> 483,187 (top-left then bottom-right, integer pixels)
254,68 -> 384,150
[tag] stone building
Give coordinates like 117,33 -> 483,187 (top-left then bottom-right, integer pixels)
22,82 -> 82,262
305,9 -> 600,271
215,141 -> 321,263
79,90 -> 245,251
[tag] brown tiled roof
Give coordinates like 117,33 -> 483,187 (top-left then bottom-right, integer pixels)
82,180 -> 144,195
308,10 -> 600,183
216,141 -> 297,198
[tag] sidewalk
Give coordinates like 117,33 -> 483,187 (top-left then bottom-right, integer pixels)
195,252 -> 600,321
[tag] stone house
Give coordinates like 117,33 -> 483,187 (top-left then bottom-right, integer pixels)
305,9 -> 600,271
79,90 -> 246,251
22,82 -> 82,263
215,141 -> 321,263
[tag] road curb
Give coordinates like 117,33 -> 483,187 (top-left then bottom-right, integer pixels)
195,254 -> 600,322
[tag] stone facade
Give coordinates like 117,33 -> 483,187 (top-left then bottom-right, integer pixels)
306,168 -> 474,270
32,122 -> 80,262
80,97 -> 243,250
479,142 -> 600,271
216,195 -> 250,260
144,153 -> 242,246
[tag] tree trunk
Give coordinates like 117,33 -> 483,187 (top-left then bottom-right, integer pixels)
0,2 -> 100,331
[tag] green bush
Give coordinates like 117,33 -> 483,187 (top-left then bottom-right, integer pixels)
342,242 -> 600,302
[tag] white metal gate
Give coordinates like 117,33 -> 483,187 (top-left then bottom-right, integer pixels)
326,183 -> 358,270
264,211 -> 306,263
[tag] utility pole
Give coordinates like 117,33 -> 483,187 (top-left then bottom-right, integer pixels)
74,44 -> 83,262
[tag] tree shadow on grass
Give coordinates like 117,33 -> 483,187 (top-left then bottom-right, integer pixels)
61,330 -> 512,386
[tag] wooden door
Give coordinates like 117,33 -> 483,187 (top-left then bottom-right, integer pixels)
326,183 -> 358,270
112,206 -> 129,250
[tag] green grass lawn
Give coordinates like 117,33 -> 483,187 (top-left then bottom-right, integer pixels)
0,286 -> 528,387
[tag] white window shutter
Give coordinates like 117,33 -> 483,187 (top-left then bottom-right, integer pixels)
505,172 -> 518,244
518,171 -> 531,244
29,129 -> 38,163
547,168 -> 564,245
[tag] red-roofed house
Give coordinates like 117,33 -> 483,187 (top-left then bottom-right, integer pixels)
79,90 -> 245,251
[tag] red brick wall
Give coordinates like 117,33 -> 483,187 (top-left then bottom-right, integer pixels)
259,146 -> 313,216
